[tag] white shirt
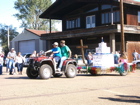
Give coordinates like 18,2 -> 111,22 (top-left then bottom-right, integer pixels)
0,56 -> 3,65
16,56 -> 23,63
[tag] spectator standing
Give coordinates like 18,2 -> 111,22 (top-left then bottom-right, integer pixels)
16,52 -> 24,75
114,51 -> 120,64
73,54 -> 78,63
7,48 -> 16,75
0,52 -> 4,75
57,40 -> 71,71
5,57 -> 9,73
30,51 -> 37,57
87,52 -> 93,65
132,50 -> 139,61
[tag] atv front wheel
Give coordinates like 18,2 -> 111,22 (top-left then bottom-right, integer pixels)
39,64 -> 52,79
26,66 -> 38,79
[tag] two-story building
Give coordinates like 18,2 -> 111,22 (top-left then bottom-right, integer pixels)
39,0 -> 140,62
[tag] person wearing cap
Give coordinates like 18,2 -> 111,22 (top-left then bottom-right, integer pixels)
7,48 -> 17,75
57,40 -> 71,71
45,42 -> 62,70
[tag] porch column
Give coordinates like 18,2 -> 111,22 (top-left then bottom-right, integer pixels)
110,33 -> 115,54
46,40 -> 51,50
49,18 -> 51,33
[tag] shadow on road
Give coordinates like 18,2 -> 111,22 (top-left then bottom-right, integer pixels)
5,76 -> 31,80
77,73 -> 121,77
99,95 -> 140,104
4,76 -> 67,80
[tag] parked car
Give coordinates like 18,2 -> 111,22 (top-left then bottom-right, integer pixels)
132,60 -> 140,68
23,53 -> 32,66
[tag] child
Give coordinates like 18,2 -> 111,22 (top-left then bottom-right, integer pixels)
118,53 -> 128,63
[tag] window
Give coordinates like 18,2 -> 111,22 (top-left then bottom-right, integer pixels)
138,11 -> 140,22
101,5 -> 117,10
102,5 -> 112,10
102,11 -> 120,24
86,7 -> 99,13
86,15 -> 96,28
66,17 -> 80,29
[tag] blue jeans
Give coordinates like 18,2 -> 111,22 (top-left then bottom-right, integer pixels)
0,64 -> 3,75
17,63 -> 23,72
58,56 -> 67,69
8,59 -> 15,74
87,60 -> 92,65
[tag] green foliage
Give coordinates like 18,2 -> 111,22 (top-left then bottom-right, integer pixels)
14,0 -> 58,30
0,24 -> 19,54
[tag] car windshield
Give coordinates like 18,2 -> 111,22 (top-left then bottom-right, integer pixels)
23,54 -> 31,58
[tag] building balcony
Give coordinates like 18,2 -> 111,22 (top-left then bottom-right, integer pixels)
41,24 -> 140,40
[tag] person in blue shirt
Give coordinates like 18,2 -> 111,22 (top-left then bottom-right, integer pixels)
45,42 -> 62,70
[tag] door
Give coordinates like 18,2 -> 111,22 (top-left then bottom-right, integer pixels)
19,40 -> 35,54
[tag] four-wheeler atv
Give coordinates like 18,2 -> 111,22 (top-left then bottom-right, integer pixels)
26,56 -> 77,79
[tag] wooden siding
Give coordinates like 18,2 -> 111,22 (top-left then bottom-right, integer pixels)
126,7 -> 138,25
126,41 -> 140,63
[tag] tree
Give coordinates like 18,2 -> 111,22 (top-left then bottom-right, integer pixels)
14,0 -> 58,30
0,24 -> 19,54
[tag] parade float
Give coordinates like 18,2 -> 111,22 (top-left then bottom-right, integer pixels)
77,38 -> 135,76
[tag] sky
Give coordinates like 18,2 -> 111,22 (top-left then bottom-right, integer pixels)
0,0 -> 59,33
0,0 -> 140,33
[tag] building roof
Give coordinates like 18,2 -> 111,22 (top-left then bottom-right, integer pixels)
40,0 -> 140,19
26,29 -> 47,36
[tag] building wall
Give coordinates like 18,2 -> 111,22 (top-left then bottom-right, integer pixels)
62,4 -> 121,31
11,30 -> 47,53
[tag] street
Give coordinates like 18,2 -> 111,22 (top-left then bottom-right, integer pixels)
0,67 -> 140,105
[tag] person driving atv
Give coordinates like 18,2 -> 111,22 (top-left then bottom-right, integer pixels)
45,42 -> 62,70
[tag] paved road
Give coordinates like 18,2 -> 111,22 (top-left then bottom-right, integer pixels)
0,67 -> 140,105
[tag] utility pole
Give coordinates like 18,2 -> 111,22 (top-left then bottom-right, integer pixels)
120,0 -> 125,54
7,26 -> 10,50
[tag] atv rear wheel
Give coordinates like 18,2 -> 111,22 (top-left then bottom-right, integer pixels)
65,64 -> 77,78
26,66 -> 38,79
39,64 -> 52,79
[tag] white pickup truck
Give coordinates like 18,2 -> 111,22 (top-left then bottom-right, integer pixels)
132,60 -> 140,68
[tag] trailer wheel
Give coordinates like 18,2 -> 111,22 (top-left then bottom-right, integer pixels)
89,70 -> 97,76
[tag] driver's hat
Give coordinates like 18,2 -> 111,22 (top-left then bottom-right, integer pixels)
53,42 -> 58,46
